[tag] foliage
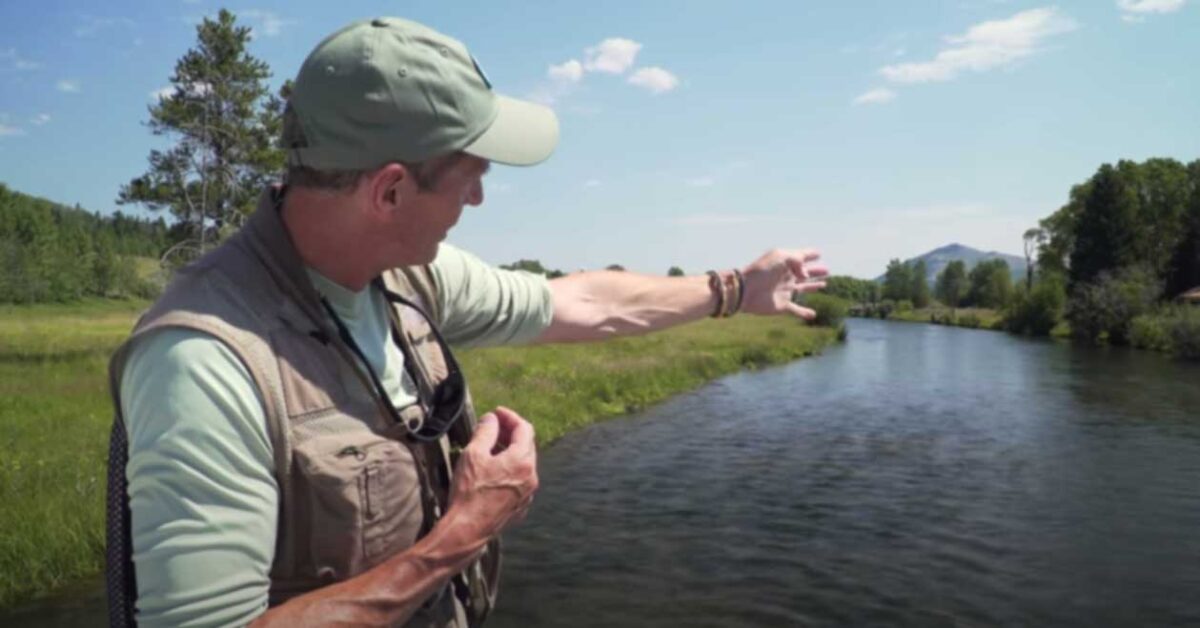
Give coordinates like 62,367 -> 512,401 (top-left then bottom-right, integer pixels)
0,184 -> 168,303
910,259 -> 931,308
667,266 -> 684,277
823,275 -> 879,303
0,302 -> 836,605
1128,305 -> 1200,359
797,292 -> 848,328
967,259 -> 1013,309
1166,306 -> 1200,359
500,259 -> 566,279
1035,158 -> 1199,300
1003,273 -> 1067,336
934,260 -> 968,308
882,258 -> 912,301
118,9 -> 285,257
1066,265 -> 1161,345
605,264 -> 626,272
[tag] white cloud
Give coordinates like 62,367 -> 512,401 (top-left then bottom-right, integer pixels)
30,113 -> 51,126
584,179 -> 601,188
548,59 -> 584,83
0,123 -> 24,137
57,79 -> 81,93
685,176 -> 716,188
879,7 -> 1077,84
0,49 -> 40,72
628,67 -> 680,94
1117,0 -> 1187,14
584,38 -> 642,74
242,10 -> 292,37
150,86 -> 175,101
853,87 -> 897,105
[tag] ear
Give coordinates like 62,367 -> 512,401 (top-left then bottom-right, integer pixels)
364,163 -> 416,220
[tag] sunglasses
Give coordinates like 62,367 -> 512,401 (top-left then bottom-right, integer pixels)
320,285 -> 467,442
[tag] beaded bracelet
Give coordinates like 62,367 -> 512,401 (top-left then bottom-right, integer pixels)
706,270 -> 726,318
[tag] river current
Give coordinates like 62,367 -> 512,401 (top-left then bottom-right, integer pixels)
6,319 -> 1200,626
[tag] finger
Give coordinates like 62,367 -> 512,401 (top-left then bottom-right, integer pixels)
495,407 -> 536,457
786,248 -> 821,263
785,302 -> 817,321
793,280 -> 827,294
805,264 -> 830,278
784,252 -> 821,281
470,412 -> 500,453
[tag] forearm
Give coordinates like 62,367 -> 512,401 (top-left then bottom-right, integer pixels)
537,270 -> 715,343
250,509 -> 486,627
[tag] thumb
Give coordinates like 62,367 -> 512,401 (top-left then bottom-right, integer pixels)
470,412 -> 500,453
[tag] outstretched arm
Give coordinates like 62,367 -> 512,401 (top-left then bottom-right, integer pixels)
535,248 -> 829,344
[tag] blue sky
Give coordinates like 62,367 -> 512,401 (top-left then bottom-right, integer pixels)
1,1 -> 1197,278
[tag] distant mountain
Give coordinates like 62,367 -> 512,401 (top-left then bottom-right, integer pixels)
876,243 -> 1027,285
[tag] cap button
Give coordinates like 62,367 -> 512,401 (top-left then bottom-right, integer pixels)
370,18 -> 388,27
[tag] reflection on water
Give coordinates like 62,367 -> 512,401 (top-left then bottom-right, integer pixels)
489,320 -> 1200,628
6,320 -> 1200,626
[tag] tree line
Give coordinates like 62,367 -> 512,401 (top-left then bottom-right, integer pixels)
0,184 -> 169,303
1019,157 -> 1200,352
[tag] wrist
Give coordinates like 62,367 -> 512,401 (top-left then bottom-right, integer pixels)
404,507 -> 489,579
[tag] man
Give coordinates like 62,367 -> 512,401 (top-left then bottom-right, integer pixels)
106,16 -> 828,628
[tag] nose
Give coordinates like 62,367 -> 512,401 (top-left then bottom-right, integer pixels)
466,178 -> 484,207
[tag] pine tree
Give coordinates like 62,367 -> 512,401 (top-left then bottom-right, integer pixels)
118,9 -> 284,262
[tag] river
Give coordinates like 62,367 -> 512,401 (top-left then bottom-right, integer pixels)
6,319 -> 1200,626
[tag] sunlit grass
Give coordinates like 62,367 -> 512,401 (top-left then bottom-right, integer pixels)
0,300 -> 835,606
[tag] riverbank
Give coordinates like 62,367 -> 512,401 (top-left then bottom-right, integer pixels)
0,299 -> 837,608
860,306 -> 1075,338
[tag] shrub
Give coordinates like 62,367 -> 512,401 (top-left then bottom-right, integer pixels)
1129,314 -> 1172,352
1167,306 -> 1200,360
799,293 -> 849,328
1067,265 -> 1160,345
1004,274 -> 1066,336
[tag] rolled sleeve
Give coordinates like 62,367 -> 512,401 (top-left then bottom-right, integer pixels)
430,243 -> 554,348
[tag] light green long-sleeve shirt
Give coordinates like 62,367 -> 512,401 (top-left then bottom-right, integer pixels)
120,243 -> 553,627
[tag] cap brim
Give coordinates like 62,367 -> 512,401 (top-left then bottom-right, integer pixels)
462,94 -> 559,166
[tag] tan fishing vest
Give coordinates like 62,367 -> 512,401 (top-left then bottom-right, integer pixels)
107,187 -> 500,627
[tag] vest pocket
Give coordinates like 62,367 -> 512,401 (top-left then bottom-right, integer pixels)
293,431 -> 425,580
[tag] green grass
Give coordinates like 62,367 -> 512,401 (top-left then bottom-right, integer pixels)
0,301 -> 836,607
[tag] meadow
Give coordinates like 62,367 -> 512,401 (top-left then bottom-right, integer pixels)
0,299 -> 836,607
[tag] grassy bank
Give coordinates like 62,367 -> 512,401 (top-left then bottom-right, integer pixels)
0,300 -> 836,607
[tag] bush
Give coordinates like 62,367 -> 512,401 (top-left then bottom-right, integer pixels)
1129,314 -> 1171,352
958,313 -> 982,329
799,293 -> 849,328
1067,265 -> 1160,345
1004,275 -> 1066,336
1167,306 -> 1200,359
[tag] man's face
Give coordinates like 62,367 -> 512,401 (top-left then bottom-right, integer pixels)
388,153 -> 490,265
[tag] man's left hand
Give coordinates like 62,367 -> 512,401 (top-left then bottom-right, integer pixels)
740,248 -> 829,320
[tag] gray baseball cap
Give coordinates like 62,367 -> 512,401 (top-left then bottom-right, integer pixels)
287,17 -> 559,169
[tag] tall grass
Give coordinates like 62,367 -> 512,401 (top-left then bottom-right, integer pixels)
0,301 -> 835,607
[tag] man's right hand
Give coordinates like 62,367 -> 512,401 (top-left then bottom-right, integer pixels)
447,406 -> 539,545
